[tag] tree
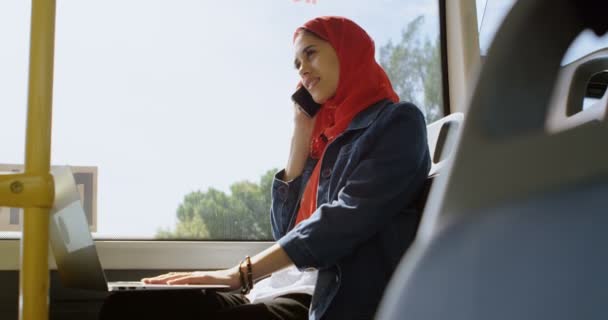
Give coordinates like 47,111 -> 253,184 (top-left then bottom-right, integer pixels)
156,214 -> 210,239
379,16 -> 443,123
156,169 -> 276,240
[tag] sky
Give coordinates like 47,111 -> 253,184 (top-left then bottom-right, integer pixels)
1,0 -> 606,238
0,0 -> 441,238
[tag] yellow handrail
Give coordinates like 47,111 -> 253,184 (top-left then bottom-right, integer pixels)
0,174 -> 53,209
21,0 -> 56,319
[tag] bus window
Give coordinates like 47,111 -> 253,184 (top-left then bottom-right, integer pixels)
0,1 -> 29,240
1,0 -> 445,241
477,0 -> 608,65
476,0 -> 515,56
477,0 -> 608,116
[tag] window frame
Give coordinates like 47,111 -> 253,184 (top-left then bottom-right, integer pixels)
0,240 -> 272,271
440,0 -> 452,117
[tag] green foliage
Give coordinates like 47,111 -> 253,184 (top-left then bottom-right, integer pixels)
156,214 -> 210,239
379,15 -> 443,123
156,169 -> 276,240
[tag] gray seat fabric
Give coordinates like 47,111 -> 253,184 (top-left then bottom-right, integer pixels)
377,1 -> 608,319
384,182 -> 608,320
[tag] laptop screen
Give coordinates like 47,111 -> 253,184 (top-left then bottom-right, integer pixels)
49,166 -> 108,291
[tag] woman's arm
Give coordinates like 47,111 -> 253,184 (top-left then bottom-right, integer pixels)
142,104 -> 314,289
271,104 -> 318,239
141,243 -> 292,290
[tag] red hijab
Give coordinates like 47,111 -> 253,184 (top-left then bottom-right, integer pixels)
294,16 -> 399,225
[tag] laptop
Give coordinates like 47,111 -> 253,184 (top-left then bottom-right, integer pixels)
49,166 -> 229,292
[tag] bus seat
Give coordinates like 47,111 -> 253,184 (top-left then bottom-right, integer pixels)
546,48 -> 608,133
414,112 -> 464,214
427,112 -> 464,177
377,1 -> 608,320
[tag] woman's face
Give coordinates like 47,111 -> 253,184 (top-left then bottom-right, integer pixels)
293,31 -> 340,104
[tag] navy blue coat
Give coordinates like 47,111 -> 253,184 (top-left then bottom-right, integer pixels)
272,100 -> 431,320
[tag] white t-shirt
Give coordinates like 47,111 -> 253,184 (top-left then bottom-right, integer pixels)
246,265 -> 317,304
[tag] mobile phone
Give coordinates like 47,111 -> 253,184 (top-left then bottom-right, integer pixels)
291,86 -> 322,117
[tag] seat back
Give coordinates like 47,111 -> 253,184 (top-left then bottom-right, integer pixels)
378,1 -> 608,319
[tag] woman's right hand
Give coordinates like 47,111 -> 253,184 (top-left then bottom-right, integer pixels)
284,103 -> 317,181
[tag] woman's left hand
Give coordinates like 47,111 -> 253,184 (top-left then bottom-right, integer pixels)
141,267 -> 241,290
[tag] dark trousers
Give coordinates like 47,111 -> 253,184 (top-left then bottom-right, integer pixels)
99,290 -> 311,320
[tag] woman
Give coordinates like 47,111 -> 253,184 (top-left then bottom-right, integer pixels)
100,16 -> 430,320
